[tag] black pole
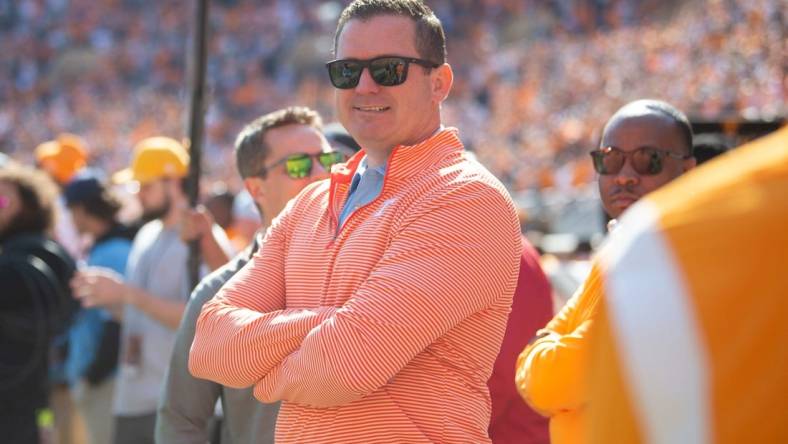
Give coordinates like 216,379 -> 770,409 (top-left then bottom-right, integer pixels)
186,0 -> 209,289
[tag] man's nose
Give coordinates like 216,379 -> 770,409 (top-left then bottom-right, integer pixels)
354,68 -> 380,94
310,158 -> 330,181
613,160 -> 640,187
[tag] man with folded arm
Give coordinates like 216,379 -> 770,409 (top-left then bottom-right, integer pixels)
189,1 -> 522,442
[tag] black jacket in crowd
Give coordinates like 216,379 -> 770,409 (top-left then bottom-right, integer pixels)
0,232 -> 77,415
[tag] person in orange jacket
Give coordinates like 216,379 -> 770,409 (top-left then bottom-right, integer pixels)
515,99 -> 696,444
587,126 -> 788,444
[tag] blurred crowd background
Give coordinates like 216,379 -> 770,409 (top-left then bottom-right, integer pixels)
1,0 -> 785,236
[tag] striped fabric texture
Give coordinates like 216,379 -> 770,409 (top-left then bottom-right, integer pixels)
588,127 -> 788,444
189,129 -> 522,443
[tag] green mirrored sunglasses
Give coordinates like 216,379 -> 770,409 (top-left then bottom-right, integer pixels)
259,151 -> 346,179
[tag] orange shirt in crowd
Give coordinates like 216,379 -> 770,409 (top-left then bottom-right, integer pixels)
189,129 -> 522,443
515,261 -> 603,444
588,127 -> 788,443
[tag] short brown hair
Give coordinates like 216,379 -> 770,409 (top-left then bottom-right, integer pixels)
234,106 -> 324,179
0,164 -> 59,237
333,0 -> 447,65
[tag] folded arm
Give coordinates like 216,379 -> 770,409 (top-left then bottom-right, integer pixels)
189,195 -> 343,387
515,265 -> 603,416
254,187 -> 521,407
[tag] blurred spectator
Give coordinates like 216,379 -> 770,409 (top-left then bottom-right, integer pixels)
179,204 -> 234,272
63,169 -> 136,444
0,0 -> 782,200
34,133 -> 89,259
0,164 -> 78,444
35,134 -> 88,186
70,136 -> 231,444
35,133 -> 90,444
515,99 -> 696,444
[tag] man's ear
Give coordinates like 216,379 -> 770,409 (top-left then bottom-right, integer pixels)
431,63 -> 453,104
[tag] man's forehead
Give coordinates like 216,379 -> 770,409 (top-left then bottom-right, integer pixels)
267,124 -> 327,153
602,113 -> 682,147
336,15 -> 417,57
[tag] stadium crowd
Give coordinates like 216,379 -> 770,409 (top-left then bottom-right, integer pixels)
1,0 -> 783,193
0,1 -> 785,443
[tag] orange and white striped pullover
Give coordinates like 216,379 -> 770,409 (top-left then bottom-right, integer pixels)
189,128 -> 522,443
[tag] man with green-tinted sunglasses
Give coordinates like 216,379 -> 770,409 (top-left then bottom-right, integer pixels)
157,106 -> 350,444
235,109 -> 346,226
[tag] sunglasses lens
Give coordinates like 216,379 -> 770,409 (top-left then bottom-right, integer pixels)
285,155 -> 312,179
591,151 -> 607,174
318,151 -> 345,170
632,148 -> 662,175
592,149 -> 624,175
369,57 -> 408,87
328,61 -> 362,89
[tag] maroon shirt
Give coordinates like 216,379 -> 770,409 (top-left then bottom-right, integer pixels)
488,238 -> 553,444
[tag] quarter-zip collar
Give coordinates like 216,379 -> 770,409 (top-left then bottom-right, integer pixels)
327,127 -> 463,228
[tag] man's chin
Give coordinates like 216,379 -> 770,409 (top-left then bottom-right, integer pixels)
609,197 -> 640,218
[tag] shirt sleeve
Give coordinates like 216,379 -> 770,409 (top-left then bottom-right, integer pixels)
253,185 -> 521,408
189,198 -> 339,388
515,264 -> 603,416
88,239 -> 132,276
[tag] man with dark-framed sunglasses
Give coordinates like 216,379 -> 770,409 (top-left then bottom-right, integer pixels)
516,99 -> 696,444
189,1 -> 522,443
592,99 -> 697,228
156,106 -> 347,444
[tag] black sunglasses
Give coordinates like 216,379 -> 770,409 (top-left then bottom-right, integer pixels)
258,151 -> 345,179
326,55 -> 440,89
591,146 -> 691,176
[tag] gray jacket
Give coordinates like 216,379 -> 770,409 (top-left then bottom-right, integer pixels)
156,238 -> 279,443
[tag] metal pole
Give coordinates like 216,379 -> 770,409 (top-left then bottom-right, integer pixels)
186,0 -> 209,289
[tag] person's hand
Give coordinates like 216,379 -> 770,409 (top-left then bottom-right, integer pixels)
180,205 -> 214,242
70,267 -> 128,308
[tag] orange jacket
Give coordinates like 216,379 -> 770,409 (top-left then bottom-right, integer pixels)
515,261 -> 602,444
588,127 -> 788,444
189,129 -> 522,443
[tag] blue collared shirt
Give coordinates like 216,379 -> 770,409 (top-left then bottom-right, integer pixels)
338,157 -> 387,229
